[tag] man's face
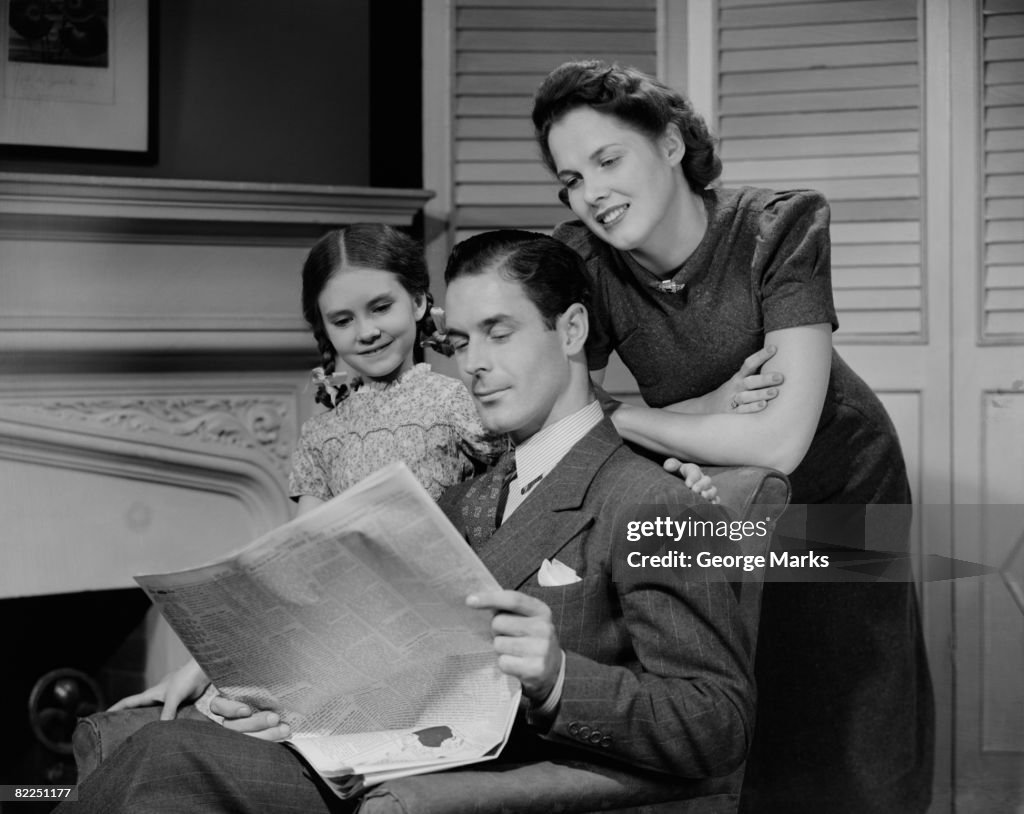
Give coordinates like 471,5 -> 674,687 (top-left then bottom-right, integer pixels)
445,267 -> 576,445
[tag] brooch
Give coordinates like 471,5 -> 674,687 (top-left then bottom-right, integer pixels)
656,279 -> 686,294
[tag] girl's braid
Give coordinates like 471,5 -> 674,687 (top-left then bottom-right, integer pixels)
312,323 -> 339,409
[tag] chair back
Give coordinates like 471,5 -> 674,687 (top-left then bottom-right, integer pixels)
704,466 -> 790,661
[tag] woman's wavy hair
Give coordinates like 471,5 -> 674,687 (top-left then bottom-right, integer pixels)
532,60 -> 722,195
301,224 -> 436,408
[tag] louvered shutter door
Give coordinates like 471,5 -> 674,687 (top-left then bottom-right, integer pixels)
716,0 -> 924,341
983,0 -> 1024,340
453,0 -> 657,241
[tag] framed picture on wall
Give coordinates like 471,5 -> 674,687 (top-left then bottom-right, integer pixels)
0,0 -> 154,160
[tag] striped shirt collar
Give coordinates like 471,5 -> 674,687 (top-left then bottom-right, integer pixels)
511,398 -> 603,497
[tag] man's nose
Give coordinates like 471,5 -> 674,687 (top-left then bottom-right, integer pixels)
461,342 -> 489,376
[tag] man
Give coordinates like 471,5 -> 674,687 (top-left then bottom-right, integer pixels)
61,231 -> 753,813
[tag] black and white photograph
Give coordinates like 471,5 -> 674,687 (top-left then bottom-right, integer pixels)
0,1 -> 1021,812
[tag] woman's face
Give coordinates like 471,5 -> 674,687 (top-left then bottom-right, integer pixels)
318,266 -> 426,383
546,106 -> 685,256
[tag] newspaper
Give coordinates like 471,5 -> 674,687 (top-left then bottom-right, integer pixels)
135,462 -> 521,798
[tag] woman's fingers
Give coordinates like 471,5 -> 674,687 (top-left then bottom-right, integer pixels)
736,344 -> 777,378
732,386 -> 779,411
735,399 -> 768,413
742,373 -> 784,391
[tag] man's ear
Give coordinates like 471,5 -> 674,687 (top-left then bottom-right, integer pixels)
661,123 -> 685,168
560,302 -> 589,355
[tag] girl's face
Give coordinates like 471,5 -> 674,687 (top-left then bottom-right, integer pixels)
318,266 -> 427,384
546,106 -> 686,257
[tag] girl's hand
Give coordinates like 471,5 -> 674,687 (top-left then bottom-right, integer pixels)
108,658 -> 209,721
663,459 -> 719,503
209,696 -> 291,741
672,346 -> 784,415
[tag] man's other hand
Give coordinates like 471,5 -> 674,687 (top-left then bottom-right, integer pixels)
468,589 -> 562,702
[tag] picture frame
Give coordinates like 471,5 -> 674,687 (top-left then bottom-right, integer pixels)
0,0 -> 155,161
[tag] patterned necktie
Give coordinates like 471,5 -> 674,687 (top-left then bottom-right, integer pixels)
494,451 -> 517,529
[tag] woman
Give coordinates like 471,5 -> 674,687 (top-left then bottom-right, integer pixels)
532,60 -> 934,813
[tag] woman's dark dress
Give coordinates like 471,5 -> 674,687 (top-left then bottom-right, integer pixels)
555,186 -> 934,813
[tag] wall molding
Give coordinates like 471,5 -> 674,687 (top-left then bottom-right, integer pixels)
0,172 -> 434,245
0,175 -> 432,366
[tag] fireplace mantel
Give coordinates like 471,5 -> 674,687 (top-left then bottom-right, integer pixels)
0,173 -> 431,605
0,173 -> 433,366
0,172 -> 434,244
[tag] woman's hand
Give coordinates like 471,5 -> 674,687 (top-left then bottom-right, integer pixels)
671,345 -> 784,415
208,696 -> 292,741
108,658 -> 209,721
608,325 -> 831,473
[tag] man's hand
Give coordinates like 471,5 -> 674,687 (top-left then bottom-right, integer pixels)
109,658 -> 209,721
208,695 -> 291,741
467,589 -> 562,702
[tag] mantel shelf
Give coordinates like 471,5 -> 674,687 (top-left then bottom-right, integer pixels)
0,172 -> 434,244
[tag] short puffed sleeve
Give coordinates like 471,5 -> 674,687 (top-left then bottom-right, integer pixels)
552,219 -> 616,371
754,189 -> 839,333
287,417 -> 333,502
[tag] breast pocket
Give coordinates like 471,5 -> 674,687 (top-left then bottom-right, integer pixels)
533,575 -> 615,653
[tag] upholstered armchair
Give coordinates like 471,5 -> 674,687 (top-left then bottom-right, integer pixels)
356,466 -> 790,814
74,466 -> 790,814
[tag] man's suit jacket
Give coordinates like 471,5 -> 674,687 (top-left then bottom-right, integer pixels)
68,417 -> 757,814
437,417 -> 754,782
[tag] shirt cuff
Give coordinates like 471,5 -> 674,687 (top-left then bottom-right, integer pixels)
526,650 -> 566,726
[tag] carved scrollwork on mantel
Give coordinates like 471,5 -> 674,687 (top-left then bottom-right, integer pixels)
16,396 -> 295,477
0,399 -> 296,597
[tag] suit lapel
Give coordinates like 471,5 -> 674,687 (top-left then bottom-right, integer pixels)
474,419 -> 622,590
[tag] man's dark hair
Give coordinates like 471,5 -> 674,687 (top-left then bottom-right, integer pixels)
444,230 -> 591,329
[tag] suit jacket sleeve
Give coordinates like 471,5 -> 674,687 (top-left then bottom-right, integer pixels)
541,486 -> 754,779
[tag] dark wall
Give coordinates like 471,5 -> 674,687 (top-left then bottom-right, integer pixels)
0,0 -> 389,187
369,0 -> 422,190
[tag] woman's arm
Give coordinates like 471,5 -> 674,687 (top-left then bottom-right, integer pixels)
590,346 -> 784,416
608,324 -> 832,474
665,346 -> 785,415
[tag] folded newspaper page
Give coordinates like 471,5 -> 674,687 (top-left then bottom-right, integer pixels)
135,461 -> 521,798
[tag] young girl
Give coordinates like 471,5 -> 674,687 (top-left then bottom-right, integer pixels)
288,223 -> 503,508
106,224 -> 501,723
106,223 -> 719,729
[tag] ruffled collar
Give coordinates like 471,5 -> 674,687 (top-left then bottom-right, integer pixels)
351,362 -> 433,395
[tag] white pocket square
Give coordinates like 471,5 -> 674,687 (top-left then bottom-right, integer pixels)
538,557 -> 581,587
